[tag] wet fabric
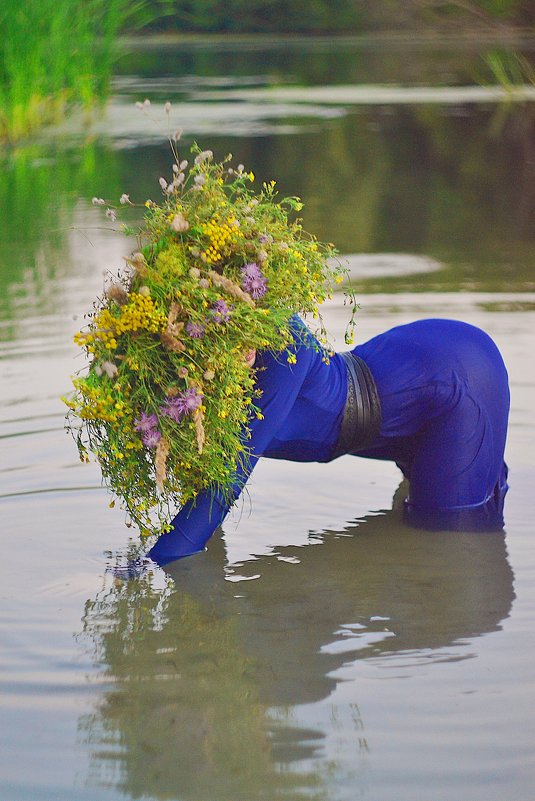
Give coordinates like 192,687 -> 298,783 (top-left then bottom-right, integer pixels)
352,319 -> 510,532
148,317 -> 510,565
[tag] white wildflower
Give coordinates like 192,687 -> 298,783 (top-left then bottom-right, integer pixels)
92,197 -> 105,206
194,150 -> 213,165
164,101 -> 171,114
102,361 -> 118,378
106,208 -> 117,222
119,193 -> 130,205
170,213 -> 189,232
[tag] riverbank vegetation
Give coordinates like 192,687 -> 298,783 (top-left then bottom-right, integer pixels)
0,0 -> 152,142
135,0 -> 535,33
1,0 -> 533,143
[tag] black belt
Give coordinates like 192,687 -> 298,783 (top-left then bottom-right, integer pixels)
333,352 -> 382,458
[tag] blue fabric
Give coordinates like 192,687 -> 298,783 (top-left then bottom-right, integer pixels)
352,319 -> 510,531
148,317 -> 510,565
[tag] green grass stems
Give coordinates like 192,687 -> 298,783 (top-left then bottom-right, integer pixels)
0,0 -> 146,142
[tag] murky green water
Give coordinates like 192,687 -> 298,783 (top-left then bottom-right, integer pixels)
1,36 -> 535,801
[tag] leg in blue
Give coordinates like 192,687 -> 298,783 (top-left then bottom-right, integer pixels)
354,319 -> 510,532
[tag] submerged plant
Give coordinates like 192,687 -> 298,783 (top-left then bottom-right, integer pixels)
64,123 -> 356,536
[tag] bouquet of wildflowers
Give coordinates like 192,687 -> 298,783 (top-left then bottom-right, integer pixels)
64,140 -> 355,536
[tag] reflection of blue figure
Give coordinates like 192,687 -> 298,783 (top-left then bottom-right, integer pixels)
148,318 -> 510,566
89,513 -> 516,800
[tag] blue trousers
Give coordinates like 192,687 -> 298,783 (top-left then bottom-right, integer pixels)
353,319 -> 509,532
148,318 -> 510,565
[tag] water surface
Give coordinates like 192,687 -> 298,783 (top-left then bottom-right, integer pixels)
1,35 -> 534,801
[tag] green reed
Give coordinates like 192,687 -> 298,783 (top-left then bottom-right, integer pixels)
0,0 -> 147,142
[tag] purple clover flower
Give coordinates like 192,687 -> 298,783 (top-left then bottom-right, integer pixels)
241,262 -> 268,299
210,299 -> 231,324
180,387 -> 203,413
160,397 -> 186,423
186,321 -> 206,338
242,261 -> 261,278
142,429 -> 162,449
160,388 -> 203,422
134,412 -> 159,433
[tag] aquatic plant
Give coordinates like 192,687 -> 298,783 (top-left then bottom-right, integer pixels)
0,0 -> 147,142
64,120 -> 356,536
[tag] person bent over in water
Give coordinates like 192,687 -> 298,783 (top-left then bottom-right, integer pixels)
148,317 -> 510,566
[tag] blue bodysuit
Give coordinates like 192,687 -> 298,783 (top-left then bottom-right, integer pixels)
148,317 -> 510,565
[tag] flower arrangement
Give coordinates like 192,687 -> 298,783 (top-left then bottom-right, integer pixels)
64,136 -> 356,536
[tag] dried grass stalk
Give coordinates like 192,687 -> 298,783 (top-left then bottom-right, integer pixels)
167,300 -> 180,327
193,407 -> 205,454
207,270 -> 255,307
168,321 -> 184,338
106,283 -> 129,305
166,301 -> 185,338
126,252 -> 148,277
155,436 -> 170,492
160,330 -> 186,352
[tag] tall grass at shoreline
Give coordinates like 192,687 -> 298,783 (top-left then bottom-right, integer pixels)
0,0 -> 148,142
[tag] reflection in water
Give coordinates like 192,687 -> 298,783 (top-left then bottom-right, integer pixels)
2,43 -> 535,320
115,37 -> 533,94
0,39 -> 531,801
80,497 -> 514,800
2,99 -> 534,331
81,564 -> 323,801
0,142 -> 126,322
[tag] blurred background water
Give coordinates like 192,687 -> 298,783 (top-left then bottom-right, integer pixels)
1,36 -> 534,801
